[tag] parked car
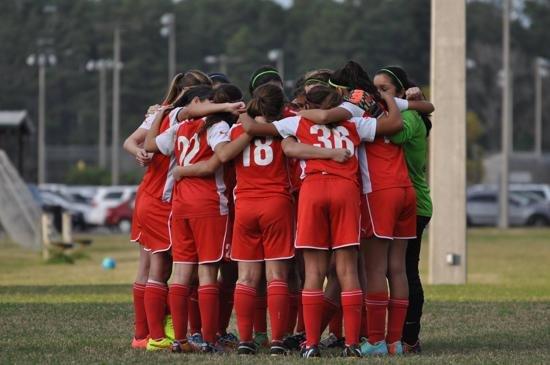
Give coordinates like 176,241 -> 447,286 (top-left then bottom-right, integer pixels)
38,190 -> 91,230
467,188 -> 550,227
105,193 -> 136,233
509,184 -> 550,203
86,186 -> 137,226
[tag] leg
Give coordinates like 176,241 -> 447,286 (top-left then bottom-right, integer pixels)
386,239 -> 409,346
198,262 -> 220,344
234,261 -> 263,343
218,260 -> 238,336
302,249 -> 330,347
266,260 -> 290,343
319,257 -> 341,337
253,269 -> 268,343
144,251 -> 171,341
133,246 -> 150,341
169,262 -> 195,343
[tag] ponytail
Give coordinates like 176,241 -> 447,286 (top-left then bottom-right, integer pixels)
247,84 -> 285,122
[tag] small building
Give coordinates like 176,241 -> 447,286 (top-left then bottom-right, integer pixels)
0,110 -> 36,181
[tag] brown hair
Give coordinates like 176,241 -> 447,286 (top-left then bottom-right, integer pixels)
200,84 -> 243,133
247,84 -> 285,122
305,85 -> 343,110
162,69 -> 212,104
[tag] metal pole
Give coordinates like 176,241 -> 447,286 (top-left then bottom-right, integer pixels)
535,59 -> 542,157
98,65 -> 107,168
111,27 -> 121,186
38,63 -> 46,185
499,0 -> 510,229
277,51 -> 284,82
219,55 -> 228,76
168,17 -> 176,82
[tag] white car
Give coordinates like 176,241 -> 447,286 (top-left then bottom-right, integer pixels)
86,186 -> 137,226
509,184 -> 550,202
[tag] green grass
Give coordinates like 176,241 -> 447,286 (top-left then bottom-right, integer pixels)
1,229 -> 549,364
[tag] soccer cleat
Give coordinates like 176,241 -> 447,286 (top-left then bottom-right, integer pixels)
163,315 -> 175,341
403,340 -> 422,354
342,344 -> 362,357
319,333 -> 345,349
360,339 -> 388,356
170,340 -> 193,353
283,332 -> 305,351
217,332 -> 239,348
387,341 -> 404,355
187,332 -> 204,351
254,332 -> 269,348
146,337 -> 172,351
200,342 -> 224,354
300,345 -> 321,358
270,340 -> 289,356
131,337 -> 149,349
237,341 -> 258,355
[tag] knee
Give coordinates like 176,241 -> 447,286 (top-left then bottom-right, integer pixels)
238,272 -> 261,288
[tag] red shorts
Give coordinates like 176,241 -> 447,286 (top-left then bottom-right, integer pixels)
231,196 -> 294,262
363,187 -> 417,239
134,192 -> 172,253
170,215 -> 228,264
130,189 -> 143,243
296,176 -> 361,250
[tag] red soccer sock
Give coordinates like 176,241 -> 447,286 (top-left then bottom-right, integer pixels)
267,280 -> 289,342
365,292 -> 389,344
319,297 -> 340,337
254,295 -> 268,334
341,289 -> 363,346
144,282 -> 168,340
329,306 -> 343,338
133,282 -> 148,340
360,301 -> 368,338
296,291 -> 305,333
168,284 -> 189,342
217,284 -> 235,335
234,283 -> 257,342
198,284 -> 220,343
386,298 -> 409,344
302,290 -> 324,347
287,291 -> 300,334
188,286 -> 201,335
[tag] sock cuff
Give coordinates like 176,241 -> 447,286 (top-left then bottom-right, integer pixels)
169,284 -> 190,294
146,282 -> 168,292
302,290 -> 324,304
268,281 -> 289,295
133,282 -> 146,290
365,292 -> 389,306
341,290 -> 363,305
389,298 -> 409,308
198,284 -> 219,294
235,283 -> 257,296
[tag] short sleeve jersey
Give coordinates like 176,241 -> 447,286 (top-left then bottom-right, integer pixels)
156,115 -> 231,218
272,116 -> 377,185
230,124 -> 291,200
139,109 -> 179,202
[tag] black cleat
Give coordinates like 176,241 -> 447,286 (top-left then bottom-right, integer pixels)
237,341 -> 258,355
270,340 -> 289,356
283,332 -> 306,351
301,345 -> 321,358
342,344 -> 362,357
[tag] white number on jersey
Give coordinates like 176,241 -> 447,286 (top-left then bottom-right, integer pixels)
177,134 -> 200,166
310,125 -> 354,154
242,138 -> 274,167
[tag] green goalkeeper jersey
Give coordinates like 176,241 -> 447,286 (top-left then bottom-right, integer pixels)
390,110 -> 433,217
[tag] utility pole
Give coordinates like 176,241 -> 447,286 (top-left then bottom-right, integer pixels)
268,49 -> 285,81
160,13 -> 176,82
428,0 -> 466,284
499,0 -> 511,229
111,26 -> 121,186
534,57 -> 549,157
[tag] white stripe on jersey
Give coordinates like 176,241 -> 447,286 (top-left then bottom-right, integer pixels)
215,165 -> 229,215
357,143 -> 372,194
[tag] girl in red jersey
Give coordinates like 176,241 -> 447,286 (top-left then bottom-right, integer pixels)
146,85 -> 246,353
122,70 -> 211,350
299,61 -> 434,356
241,85 -> 404,358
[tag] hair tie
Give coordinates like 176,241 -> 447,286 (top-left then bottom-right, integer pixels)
305,78 -> 329,87
379,68 -> 404,91
328,79 -> 349,90
251,70 -> 281,89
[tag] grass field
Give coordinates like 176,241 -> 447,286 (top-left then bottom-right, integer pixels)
1,228 -> 549,364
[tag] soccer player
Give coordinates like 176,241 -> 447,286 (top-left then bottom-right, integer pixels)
374,66 -> 433,354
122,70 -> 211,350
241,84 -> 404,358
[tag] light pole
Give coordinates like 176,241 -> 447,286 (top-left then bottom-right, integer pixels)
111,26 -> 123,186
160,13 -> 176,83
86,59 -> 113,169
499,0 -> 511,229
204,54 -> 242,77
534,57 -> 549,157
27,52 -> 56,185
268,49 -> 284,81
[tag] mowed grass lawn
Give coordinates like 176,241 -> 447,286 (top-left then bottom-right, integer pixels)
0,228 -> 549,364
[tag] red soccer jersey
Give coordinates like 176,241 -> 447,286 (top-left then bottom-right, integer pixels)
230,124 -> 291,200
156,114 -> 231,218
139,109 -> 179,202
272,116 -> 377,185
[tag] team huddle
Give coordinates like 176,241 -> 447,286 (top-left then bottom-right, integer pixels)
123,60 -> 434,358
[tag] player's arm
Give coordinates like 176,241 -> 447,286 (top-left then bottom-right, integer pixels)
298,107 -> 352,125
281,137 -> 351,163
123,128 -> 152,167
240,113 -> 280,137
407,100 -> 435,114
177,101 -> 246,122
144,105 -> 174,152
374,92 -> 403,135
389,112 -> 417,145
172,156 -> 222,180
213,133 -> 252,163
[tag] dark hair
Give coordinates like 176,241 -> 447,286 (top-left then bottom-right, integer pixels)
247,84 -> 285,122
172,85 -> 213,108
304,68 -> 332,88
305,85 -> 343,110
331,61 -> 381,100
376,66 -> 432,137
293,75 -> 306,99
248,65 -> 283,95
202,84 -> 243,132
208,72 -> 230,86
163,70 -> 212,104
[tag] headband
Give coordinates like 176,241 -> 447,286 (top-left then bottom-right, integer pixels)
328,78 -> 349,89
304,78 -> 329,87
251,70 -> 281,89
379,68 -> 404,90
